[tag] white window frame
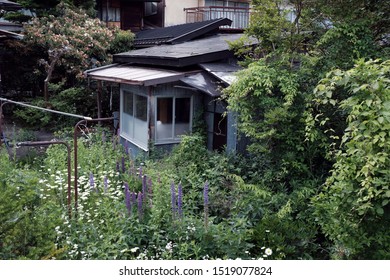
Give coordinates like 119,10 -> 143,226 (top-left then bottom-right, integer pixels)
155,96 -> 193,144
120,89 -> 149,151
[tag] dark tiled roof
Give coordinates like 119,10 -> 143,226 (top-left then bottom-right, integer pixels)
0,21 -> 23,33
134,18 -> 232,47
115,33 -> 244,67
0,0 -> 22,10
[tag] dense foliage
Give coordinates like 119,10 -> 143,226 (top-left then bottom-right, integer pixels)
4,0 -> 97,21
223,0 -> 389,259
2,2 -> 133,128
1,0 -> 389,260
1,131 -> 276,260
309,59 -> 390,258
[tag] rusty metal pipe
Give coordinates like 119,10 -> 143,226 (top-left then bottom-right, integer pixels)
16,140 -> 72,218
73,117 -> 115,213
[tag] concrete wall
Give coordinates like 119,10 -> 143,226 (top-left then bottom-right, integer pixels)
164,0 -> 202,26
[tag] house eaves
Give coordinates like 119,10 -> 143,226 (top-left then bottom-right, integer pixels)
180,62 -> 243,97
84,63 -> 198,86
180,72 -> 223,97
114,33 -> 245,68
0,28 -> 24,40
199,62 -> 242,85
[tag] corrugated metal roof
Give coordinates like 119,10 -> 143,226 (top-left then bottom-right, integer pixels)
84,64 -> 192,86
200,62 -> 242,85
180,72 -> 222,97
134,18 -> 232,47
115,33 -> 244,67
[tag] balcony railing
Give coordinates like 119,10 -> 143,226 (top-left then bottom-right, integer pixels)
184,6 -> 251,30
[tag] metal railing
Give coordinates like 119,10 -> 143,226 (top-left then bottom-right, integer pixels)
184,6 -> 251,30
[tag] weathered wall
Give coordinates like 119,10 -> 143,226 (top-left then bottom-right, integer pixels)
164,0 -> 202,26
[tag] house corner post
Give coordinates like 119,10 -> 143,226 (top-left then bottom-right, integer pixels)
147,86 -> 154,154
97,81 -> 103,124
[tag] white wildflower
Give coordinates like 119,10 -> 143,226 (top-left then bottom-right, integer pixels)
130,247 -> 139,253
165,242 -> 173,252
265,248 -> 273,256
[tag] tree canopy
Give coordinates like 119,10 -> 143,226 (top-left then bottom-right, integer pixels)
2,2 -> 133,127
224,0 -> 389,259
5,0 -> 97,20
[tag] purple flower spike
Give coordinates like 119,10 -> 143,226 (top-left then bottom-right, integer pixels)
124,182 -> 131,215
138,166 -> 143,179
89,172 -> 95,189
137,192 -> 143,220
142,175 -> 147,201
178,182 -> 183,219
203,181 -> 209,206
170,181 -> 176,218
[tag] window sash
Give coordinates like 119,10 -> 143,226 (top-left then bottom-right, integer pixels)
121,90 -> 148,150
156,96 -> 191,142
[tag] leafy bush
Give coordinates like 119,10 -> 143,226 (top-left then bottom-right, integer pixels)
0,153 -> 62,259
309,59 -> 390,259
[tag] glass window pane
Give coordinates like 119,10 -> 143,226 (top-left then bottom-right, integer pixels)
123,91 -> 133,116
156,97 -> 173,140
115,8 -> 121,21
157,98 -> 173,124
145,2 -> 158,16
175,98 -> 191,137
135,94 -> 147,121
122,91 -> 134,138
121,92 -> 149,150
